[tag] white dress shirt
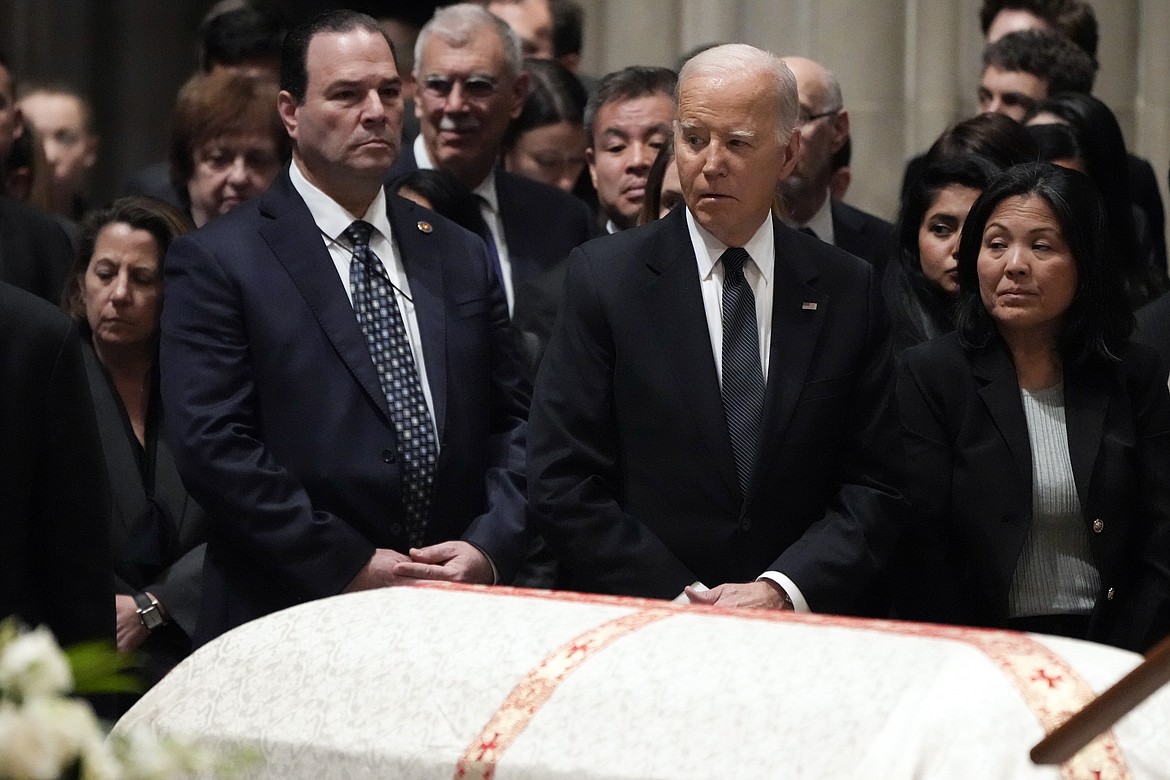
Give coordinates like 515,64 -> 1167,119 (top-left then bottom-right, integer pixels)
290,159 -> 439,446
684,207 -> 810,613
412,135 -> 515,314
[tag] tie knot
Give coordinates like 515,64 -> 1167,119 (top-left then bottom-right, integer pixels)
345,220 -> 375,249
721,247 -> 750,279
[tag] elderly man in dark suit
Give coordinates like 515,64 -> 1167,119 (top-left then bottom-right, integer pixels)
161,10 -> 530,644
388,3 -> 593,367
0,281 -> 112,647
529,44 -> 904,613
777,56 -> 895,272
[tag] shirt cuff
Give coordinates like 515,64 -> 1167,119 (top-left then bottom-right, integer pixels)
758,571 -> 810,613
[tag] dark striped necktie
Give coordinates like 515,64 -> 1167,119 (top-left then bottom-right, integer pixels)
720,246 -> 765,500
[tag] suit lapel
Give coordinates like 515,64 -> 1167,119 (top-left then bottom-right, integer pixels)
755,221 -> 827,485
388,195 -> 448,442
641,211 -> 739,498
972,343 -> 1033,487
258,172 -> 391,423
1063,365 -> 1110,511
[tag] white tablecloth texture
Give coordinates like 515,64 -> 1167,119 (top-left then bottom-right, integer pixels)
114,584 -> 1170,779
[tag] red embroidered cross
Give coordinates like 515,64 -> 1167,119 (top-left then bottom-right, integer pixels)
1031,668 -> 1062,688
476,733 -> 501,761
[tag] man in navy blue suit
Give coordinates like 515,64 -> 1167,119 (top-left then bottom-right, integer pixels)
388,3 -> 594,369
161,10 -> 530,644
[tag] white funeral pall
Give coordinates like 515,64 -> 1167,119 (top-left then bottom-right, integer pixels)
114,584 -> 1170,779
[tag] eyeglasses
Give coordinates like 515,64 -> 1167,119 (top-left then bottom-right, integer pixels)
798,107 -> 841,126
420,74 -> 500,101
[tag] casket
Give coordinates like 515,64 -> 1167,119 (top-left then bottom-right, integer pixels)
114,584 -> 1170,779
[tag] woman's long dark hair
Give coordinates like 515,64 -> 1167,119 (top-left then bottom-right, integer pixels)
954,162 -> 1134,366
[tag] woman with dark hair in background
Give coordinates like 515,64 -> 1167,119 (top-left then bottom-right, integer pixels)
60,196 -> 207,693
503,58 -> 590,197
168,69 -> 289,228
896,162 -> 1170,651
636,142 -> 682,225
1026,91 -> 1166,306
884,114 -> 1037,354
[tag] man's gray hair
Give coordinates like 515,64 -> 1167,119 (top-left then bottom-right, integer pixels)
677,43 -> 799,142
414,3 -> 523,79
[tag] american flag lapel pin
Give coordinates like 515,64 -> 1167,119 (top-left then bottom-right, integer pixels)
802,301 -> 818,311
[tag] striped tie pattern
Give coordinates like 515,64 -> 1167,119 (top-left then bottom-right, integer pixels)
720,246 -> 765,499
346,220 -> 437,547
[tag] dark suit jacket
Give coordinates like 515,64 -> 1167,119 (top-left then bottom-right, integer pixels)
0,196 -> 75,304
0,282 -> 112,647
831,199 -> 896,273
1135,291 -> 1170,374
388,147 -> 595,367
81,342 -> 206,674
161,169 -> 531,644
528,209 -> 905,613
896,333 -> 1170,651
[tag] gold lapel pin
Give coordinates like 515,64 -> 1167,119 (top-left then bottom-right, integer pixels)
417,220 -> 433,233
802,301 -> 818,311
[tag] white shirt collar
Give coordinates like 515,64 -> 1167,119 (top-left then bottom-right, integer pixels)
685,208 -> 774,285
289,158 -> 393,246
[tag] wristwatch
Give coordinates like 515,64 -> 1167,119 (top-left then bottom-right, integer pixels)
133,592 -> 166,631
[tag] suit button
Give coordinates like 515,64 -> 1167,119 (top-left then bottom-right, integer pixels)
382,449 -> 395,463
1092,518 -> 1104,533
390,522 -> 404,536
740,517 -> 752,532
1106,587 -> 1115,601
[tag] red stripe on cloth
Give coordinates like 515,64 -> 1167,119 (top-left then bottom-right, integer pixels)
425,583 -> 1129,778
453,607 -> 675,780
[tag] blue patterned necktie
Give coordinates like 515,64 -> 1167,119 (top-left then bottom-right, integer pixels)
345,220 -> 437,547
720,247 -> 765,499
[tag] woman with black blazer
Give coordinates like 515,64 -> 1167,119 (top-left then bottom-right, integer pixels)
896,163 -> 1170,652
60,197 -> 207,689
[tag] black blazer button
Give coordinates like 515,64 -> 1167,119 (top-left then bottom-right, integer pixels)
740,517 -> 752,532
382,449 -> 395,463
1106,587 -> 1115,601
389,522 -> 404,537
1092,518 -> 1104,533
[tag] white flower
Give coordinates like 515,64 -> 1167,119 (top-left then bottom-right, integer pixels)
0,698 -> 99,780
0,627 -> 72,700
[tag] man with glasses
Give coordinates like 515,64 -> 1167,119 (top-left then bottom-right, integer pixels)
389,3 -> 593,372
777,56 -> 894,272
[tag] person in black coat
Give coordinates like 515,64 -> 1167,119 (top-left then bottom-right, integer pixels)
60,197 -> 206,688
0,281 -> 112,648
897,163 -> 1170,652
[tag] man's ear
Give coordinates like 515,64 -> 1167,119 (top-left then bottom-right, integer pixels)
510,72 -> 530,120
277,91 -> 299,139
779,127 -> 801,179
585,146 -> 598,188
830,109 -> 849,154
